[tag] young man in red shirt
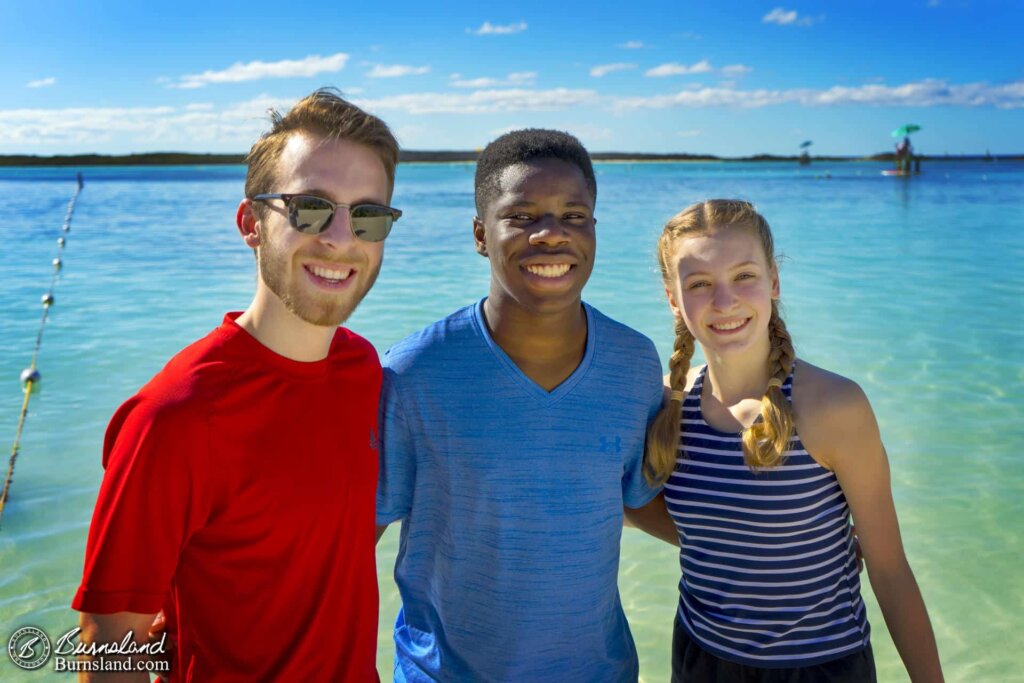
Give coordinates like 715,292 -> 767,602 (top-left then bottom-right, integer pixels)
72,89 -> 400,682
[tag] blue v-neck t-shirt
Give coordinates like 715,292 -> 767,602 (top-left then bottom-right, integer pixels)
377,299 -> 664,682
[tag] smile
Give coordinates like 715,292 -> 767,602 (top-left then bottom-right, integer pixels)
709,318 -> 750,333
523,263 -> 573,278
307,264 -> 353,282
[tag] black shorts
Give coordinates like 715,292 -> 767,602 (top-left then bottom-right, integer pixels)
671,613 -> 877,683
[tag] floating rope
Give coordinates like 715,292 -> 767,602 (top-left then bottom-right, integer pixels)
0,173 -> 84,529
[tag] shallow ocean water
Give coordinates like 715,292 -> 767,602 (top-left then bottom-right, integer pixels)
1,160 -> 1022,681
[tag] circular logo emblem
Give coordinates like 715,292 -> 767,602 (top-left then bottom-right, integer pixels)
8,626 -> 52,671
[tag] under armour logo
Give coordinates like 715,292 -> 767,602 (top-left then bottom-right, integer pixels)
598,436 -> 622,453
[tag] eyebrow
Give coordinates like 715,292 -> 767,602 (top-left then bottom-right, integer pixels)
500,198 -> 593,209
301,188 -> 385,205
682,260 -> 763,276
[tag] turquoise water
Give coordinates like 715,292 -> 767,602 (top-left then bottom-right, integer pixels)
1,161 -> 1022,681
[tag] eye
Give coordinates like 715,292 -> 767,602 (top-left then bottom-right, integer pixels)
564,212 -> 590,221
686,280 -> 710,290
736,272 -> 757,281
505,212 -> 532,221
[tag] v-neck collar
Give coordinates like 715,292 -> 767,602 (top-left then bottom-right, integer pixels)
472,298 -> 595,405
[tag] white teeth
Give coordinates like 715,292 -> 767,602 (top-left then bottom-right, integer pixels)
525,263 -> 571,278
310,265 -> 352,281
711,319 -> 747,331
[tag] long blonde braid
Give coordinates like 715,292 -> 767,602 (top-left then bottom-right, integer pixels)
741,302 -> 796,469
644,318 -> 695,485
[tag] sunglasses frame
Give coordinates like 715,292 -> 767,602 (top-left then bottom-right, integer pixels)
249,193 -> 402,242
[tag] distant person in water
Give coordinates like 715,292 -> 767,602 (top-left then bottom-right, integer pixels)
639,199 -> 943,682
896,136 -> 913,173
375,129 -> 665,681
73,88 -> 400,681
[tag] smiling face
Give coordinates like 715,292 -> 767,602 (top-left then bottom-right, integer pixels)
473,158 -> 596,317
247,132 -> 388,327
667,225 -> 779,359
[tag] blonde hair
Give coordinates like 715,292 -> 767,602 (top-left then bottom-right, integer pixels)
244,87 -> 399,207
644,199 -> 796,485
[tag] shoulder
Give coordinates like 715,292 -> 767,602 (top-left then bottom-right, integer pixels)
331,327 -> 379,362
792,361 -> 869,417
586,303 -> 660,365
382,303 -> 478,374
139,328 -> 236,408
663,364 -> 703,389
792,360 -> 877,468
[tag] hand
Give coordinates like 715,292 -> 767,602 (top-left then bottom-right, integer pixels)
852,525 -> 865,574
147,611 -> 175,682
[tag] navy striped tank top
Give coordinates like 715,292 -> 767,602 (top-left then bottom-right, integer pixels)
665,364 -> 870,667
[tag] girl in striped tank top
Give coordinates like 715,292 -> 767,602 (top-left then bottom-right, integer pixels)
636,200 -> 943,682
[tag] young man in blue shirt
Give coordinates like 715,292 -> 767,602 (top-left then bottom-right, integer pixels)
376,129 -> 664,682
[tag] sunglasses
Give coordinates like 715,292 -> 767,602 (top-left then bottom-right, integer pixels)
250,193 -> 401,242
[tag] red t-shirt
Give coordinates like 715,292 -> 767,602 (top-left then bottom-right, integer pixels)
73,314 -> 381,682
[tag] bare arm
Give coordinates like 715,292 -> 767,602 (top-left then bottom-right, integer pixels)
77,611 -> 158,682
623,493 -> 680,546
817,380 -> 943,683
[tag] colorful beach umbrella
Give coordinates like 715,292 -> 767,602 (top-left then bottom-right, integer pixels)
891,124 -> 922,138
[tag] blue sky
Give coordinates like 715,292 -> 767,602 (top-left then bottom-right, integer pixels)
2,0 -> 1021,156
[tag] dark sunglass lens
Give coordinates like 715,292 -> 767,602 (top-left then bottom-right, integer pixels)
350,205 -> 394,242
289,196 -> 335,234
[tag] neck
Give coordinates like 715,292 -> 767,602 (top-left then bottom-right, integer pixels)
235,287 -> 337,362
483,294 -> 587,365
702,336 -> 773,405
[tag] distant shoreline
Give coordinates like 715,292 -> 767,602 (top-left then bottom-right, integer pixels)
1,151 -> 1021,167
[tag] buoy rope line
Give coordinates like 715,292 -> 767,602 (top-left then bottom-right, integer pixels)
0,173 -> 84,529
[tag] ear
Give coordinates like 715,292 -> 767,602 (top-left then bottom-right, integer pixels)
472,217 -> 487,257
665,284 -> 683,320
770,262 -> 780,300
236,199 -> 261,249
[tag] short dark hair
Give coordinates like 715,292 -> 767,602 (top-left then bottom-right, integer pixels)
474,128 -> 597,217
245,88 -> 399,206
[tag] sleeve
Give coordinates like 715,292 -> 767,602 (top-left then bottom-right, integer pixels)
621,339 -> 665,509
72,394 -> 214,614
375,365 -> 416,525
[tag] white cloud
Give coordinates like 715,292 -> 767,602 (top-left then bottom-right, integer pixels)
590,63 -> 636,78
5,78 -> 1021,151
612,78 -> 1024,111
645,60 -> 713,77
619,40 -> 644,49
366,64 -> 431,78
355,88 -> 600,115
762,8 -> 821,26
468,21 -> 527,35
450,72 -> 536,88
677,129 -> 702,137
721,64 -> 753,76
168,53 -> 349,89
27,77 -> 56,88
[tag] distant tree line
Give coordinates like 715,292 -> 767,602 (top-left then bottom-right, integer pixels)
1,151 -> 1020,167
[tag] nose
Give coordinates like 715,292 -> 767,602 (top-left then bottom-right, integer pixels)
528,214 -> 570,247
318,208 -> 357,249
712,283 -> 737,311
